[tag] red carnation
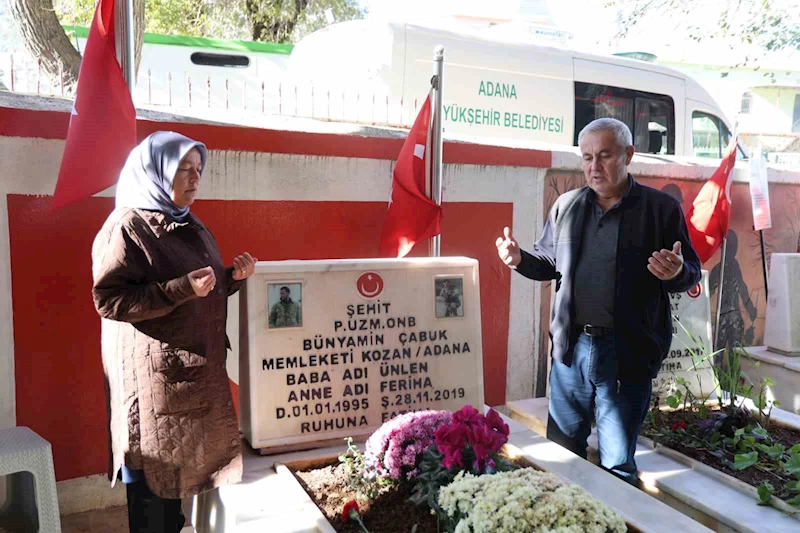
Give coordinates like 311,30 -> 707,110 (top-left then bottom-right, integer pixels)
341,500 -> 360,523
671,421 -> 688,432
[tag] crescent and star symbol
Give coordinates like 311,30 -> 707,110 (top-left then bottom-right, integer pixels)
687,283 -> 702,299
357,272 -> 384,299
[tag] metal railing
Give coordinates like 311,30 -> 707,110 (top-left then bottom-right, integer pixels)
0,52 -> 420,130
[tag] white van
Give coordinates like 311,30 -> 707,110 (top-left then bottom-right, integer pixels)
288,20 -> 742,159
49,26 -> 292,111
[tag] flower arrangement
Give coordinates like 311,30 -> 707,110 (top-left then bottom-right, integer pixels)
363,409 -> 453,480
438,468 -> 627,533
409,406 -> 516,511
436,405 -> 510,472
329,405 -> 627,532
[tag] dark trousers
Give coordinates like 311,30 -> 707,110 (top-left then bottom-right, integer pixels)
126,478 -> 186,533
546,332 -> 652,485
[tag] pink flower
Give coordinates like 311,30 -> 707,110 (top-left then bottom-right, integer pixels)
364,410 -> 453,480
436,422 -> 469,450
436,423 -> 468,469
469,422 -> 494,462
453,405 -> 483,426
485,409 -> 510,438
442,447 -> 464,469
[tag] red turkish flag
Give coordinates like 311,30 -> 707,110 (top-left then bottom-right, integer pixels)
52,0 -> 136,210
378,96 -> 443,257
686,137 -> 738,263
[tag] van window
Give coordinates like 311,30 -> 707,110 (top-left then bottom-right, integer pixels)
574,82 -> 675,155
694,112 -> 747,160
692,112 -> 722,158
190,53 -> 250,68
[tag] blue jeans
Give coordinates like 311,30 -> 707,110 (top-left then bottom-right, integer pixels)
547,332 -> 652,484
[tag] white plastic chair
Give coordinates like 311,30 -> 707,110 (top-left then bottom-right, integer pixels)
0,426 -> 61,532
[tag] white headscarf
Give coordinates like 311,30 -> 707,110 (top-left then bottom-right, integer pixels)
115,131 -> 208,222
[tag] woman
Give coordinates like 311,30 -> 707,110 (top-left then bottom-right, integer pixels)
92,131 -> 257,532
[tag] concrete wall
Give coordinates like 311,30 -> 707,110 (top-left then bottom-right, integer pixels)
2,93 -> 799,513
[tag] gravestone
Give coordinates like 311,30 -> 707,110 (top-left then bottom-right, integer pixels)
239,257 -> 484,453
764,253 -> 800,355
653,270 -> 717,402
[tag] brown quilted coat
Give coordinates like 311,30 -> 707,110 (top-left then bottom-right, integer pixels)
92,208 -> 243,499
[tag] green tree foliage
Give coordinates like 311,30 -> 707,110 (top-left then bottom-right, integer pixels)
54,0 -> 364,42
606,0 -> 800,61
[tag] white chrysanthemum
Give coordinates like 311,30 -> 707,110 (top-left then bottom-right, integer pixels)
455,520 -> 472,533
438,468 -> 626,533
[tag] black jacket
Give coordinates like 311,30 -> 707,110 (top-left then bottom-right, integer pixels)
516,176 -> 702,381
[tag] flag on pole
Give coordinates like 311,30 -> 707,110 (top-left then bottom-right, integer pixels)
686,137 -> 738,263
52,0 -> 136,210
378,95 -> 443,257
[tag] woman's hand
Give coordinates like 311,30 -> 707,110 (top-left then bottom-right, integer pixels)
188,266 -> 216,297
232,252 -> 258,281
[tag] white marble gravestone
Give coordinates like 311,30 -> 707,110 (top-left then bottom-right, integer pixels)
764,253 -> 800,355
238,257 -> 484,452
653,271 -> 717,401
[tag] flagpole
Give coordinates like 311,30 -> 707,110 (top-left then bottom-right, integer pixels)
713,237 -> 728,356
713,129 -> 738,358
116,0 -> 136,94
430,46 -> 445,258
759,229 -> 769,298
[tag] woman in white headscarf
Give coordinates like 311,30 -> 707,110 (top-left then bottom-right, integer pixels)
91,131 -> 256,532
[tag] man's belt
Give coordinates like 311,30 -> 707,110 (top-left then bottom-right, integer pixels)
577,324 -> 614,337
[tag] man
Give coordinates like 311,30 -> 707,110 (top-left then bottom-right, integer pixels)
495,118 -> 701,484
439,280 -> 461,317
269,286 -> 301,327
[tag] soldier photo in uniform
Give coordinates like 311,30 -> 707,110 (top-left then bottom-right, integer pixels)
268,283 -> 302,328
435,278 -> 464,318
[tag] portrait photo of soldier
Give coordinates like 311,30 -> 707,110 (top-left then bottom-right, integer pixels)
268,283 -> 303,328
435,278 -> 464,318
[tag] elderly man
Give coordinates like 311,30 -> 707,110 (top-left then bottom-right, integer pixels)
495,118 -> 701,483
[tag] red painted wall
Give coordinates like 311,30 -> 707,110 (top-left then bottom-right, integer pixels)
0,106 -> 552,168
4,102 -> 541,481
9,194 -> 511,480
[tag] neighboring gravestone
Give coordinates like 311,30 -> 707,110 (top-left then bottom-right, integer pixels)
652,270 -> 717,402
239,258 -> 484,453
765,253 -> 800,355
